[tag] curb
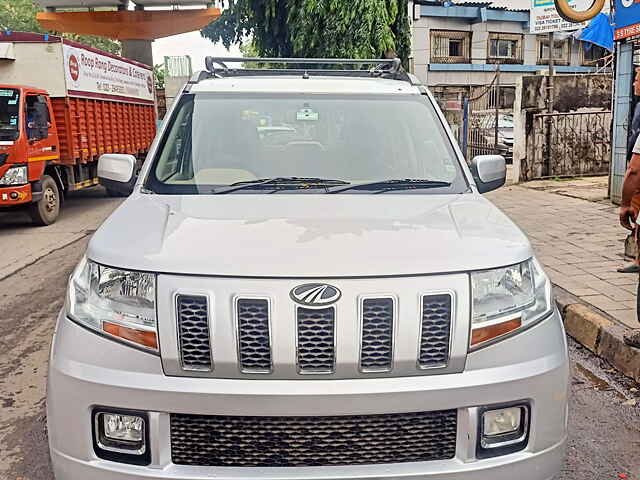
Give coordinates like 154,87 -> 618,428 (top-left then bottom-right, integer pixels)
555,286 -> 640,383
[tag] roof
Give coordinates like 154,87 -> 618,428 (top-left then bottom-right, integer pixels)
190,76 -> 422,95
417,0 -> 529,12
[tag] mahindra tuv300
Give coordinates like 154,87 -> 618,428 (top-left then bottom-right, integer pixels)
47,58 -> 569,480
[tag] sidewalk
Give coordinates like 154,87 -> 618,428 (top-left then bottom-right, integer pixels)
487,177 -> 640,381
489,179 -> 637,327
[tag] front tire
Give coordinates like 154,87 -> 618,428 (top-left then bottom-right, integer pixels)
29,175 -> 60,226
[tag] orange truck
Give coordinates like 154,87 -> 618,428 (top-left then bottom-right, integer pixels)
0,32 -> 156,225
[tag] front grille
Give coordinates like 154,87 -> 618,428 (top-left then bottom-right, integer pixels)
297,307 -> 335,373
360,298 -> 394,371
418,294 -> 452,369
236,298 -> 272,373
170,410 -> 458,467
176,295 -> 212,371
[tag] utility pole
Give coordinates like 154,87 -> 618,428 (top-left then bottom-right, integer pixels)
494,63 -> 501,155
545,31 -> 556,176
548,31 -> 555,113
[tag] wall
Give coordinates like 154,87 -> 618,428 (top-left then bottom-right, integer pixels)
521,74 -> 612,112
165,75 -> 189,110
513,73 -> 613,181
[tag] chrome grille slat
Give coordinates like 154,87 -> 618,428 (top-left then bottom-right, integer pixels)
418,294 -> 452,369
170,410 -> 458,467
236,298 -> 272,373
296,307 -> 335,374
176,295 -> 212,371
360,298 -> 394,372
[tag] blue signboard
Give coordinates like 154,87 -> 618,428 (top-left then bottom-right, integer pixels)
615,0 -> 640,40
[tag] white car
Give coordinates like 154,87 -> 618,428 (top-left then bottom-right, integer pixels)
47,58 -> 569,480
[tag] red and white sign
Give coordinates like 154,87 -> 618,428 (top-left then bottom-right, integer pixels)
615,23 -> 640,40
63,43 -> 154,104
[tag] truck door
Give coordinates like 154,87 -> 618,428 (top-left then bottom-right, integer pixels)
24,93 -> 58,179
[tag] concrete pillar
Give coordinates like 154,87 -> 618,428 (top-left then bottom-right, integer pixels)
121,39 -> 154,66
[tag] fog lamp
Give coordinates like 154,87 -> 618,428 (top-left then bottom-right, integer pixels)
93,409 -> 150,465
478,404 -> 529,458
103,413 -> 144,444
483,407 -> 522,437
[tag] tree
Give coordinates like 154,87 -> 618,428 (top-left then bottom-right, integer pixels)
201,0 -> 411,68
153,63 -> 166,90
0,0 -> 121,55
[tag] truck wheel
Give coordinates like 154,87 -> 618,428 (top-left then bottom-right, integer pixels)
29,175 -> 60,226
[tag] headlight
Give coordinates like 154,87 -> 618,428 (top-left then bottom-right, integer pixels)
0,165 -> 27,185
67,257 -> 158,352
470,258 -> 552,350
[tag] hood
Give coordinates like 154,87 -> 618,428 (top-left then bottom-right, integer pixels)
87,193 -> 532,278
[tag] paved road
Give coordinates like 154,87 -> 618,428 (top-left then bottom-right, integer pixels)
0,187 -> 123,280
0,193 -> 639,479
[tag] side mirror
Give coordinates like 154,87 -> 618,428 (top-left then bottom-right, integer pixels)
98,154 -> 137,196
470,155 -> 506,194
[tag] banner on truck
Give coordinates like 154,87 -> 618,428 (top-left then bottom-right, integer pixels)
530,0 -> 610,34
63,44 -> 154,103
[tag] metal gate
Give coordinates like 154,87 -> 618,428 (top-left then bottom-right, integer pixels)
524,110 -> 612,179
462,76 -> 512,162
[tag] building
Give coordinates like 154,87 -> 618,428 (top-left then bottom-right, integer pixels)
410,0 -> 610,107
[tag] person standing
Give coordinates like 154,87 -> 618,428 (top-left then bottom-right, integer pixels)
619,70 -> 640,347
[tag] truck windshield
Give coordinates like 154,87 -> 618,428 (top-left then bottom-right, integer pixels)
0,88 -> 20,141
146,93 -> 468,194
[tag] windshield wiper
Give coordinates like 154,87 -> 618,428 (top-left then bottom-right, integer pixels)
211,177 -> 350,194
327,179 -> 452,194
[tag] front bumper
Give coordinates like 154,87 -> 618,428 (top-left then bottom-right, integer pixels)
0,183 -> 32,206
48,309 -> 569,480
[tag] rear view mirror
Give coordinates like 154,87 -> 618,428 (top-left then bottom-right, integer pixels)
470,155 -> 506,194
98,154 -> 137,196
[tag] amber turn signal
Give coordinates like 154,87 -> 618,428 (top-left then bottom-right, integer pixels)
471,318 -> 522,347
103,322 -> 158,350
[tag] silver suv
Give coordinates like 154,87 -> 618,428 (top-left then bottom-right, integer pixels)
47,58 -> 569,480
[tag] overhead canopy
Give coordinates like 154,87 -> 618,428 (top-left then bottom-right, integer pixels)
35,0 -> 210,7
36,8 -> 220,40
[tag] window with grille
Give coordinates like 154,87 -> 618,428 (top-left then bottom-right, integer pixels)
431,30 -> 471,64
538,38 -> 570,65
488,33 -> 523,64
581,43 -> 609,67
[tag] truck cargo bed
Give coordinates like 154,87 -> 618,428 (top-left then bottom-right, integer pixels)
51,97 -> 155,164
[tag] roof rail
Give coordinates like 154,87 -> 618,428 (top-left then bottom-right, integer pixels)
199,57 -> 420,85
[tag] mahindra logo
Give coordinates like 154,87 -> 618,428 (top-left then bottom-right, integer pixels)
290,283 -> 341,307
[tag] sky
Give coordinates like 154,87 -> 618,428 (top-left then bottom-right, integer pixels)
152,31 -> 241,71
145,4 -> 240,71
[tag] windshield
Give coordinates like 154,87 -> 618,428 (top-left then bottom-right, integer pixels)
0,88 -> 20,141
146,93 -> 468,194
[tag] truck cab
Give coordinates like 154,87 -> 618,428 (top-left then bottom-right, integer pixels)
0,85 -> 61,225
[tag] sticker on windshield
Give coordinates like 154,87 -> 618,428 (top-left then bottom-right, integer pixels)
0,89 -> 14,97
296,107 -> 319,121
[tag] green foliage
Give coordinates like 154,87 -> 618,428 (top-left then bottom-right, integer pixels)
0,0 -> 121,55
201,0 -> 410,66
153,64 -> 166,89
